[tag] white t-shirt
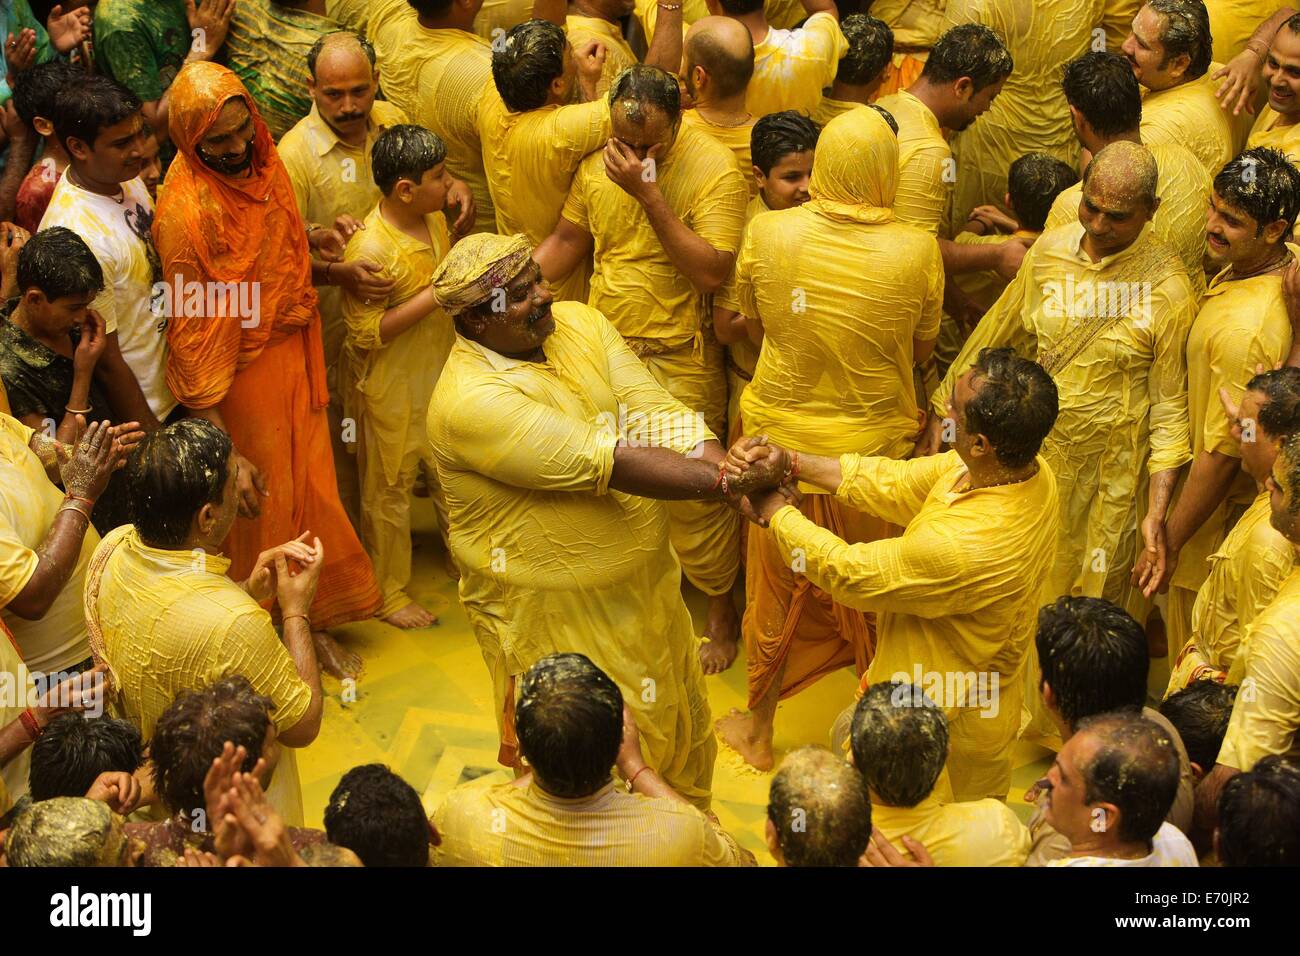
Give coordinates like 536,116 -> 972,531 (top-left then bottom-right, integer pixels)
39,174 -> 177,420
1046,822 -> 1200,867
0,415 -> 96,673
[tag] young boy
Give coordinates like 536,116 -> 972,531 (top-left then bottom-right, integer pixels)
811,14 -> 893,127
340,125 -> 456,630
11,60 -> 78,233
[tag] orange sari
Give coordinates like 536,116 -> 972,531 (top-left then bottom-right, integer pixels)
154,62 -> 380,628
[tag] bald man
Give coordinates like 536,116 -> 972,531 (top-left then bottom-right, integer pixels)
926,141 -> 1196,622
766,746 -> 873,867
681,17 -> 758,196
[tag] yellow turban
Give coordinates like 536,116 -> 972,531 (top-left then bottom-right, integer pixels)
431,232 -> 533,315
806,106 -> 897,226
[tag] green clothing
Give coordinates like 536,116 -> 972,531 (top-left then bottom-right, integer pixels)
93,0 -> 190,103
1,0 -> 59,105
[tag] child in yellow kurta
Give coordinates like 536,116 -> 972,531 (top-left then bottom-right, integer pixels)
340,126 -> 456,629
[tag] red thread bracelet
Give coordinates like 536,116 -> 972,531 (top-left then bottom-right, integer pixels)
628,765 -> 652,790
19,708 -> 43,741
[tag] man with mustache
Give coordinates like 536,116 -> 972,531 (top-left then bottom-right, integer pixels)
426,232 -> 771,809
1247,11 -> 1300,166
153,62 -> 381,680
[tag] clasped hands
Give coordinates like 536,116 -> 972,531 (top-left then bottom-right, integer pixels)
721,435 -> 801,527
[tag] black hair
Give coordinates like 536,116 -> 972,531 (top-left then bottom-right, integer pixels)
405,0 -> 454,16
150,676 -> 272,819
325,764 -> 430,867
1218,755 -> 1300,866
837,14 -> 893,86
125,418 -> 232,549
515,652 -> 622,798
750,110 -> 819,175
609,64 -> 681,122
11,60 -> 79,128
15,226 -> 104,300
1248,366 -> 1300,440
1213,147 -> 1300,237
850,682 -> 947,807
492,19 -> 567,113
1146,0 -> 1213,79
372,124 -> 447,195
767,746 -> 871,866
1075,711 -> 1181,845
963,347 -> 1059,469
52,73 -> 142,155
1036,596 -> 1149,730
1061,51 -> 1142,136
1008,152 -> 1079,230
868,104 -> 899,135
716,0 -> 763,14
1158,681 -> 1236,771
921,23 -> 1013,93
306,30 -> 376,78
29,714 -> 145,802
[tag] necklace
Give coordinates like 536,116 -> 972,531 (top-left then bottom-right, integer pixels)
69,166 -> 125,204
961,464 -> 1039,492
1229,248 -> 1292,281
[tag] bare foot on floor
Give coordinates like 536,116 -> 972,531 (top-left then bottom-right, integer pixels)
715,708 -> 774,771
385,602 -> 438,629
313,630 -> 363,680
699,594 -> 740,675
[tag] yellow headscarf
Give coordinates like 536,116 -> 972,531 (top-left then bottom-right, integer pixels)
431,233 -> 533,315
806,107 -> 898,226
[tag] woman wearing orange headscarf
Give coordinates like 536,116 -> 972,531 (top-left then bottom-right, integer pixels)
153,62 -> 380,677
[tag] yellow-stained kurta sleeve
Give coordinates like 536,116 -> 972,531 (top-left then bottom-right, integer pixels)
1145,273 -> 1196,475
835,449 -> 958,528
217,609 -> 314,733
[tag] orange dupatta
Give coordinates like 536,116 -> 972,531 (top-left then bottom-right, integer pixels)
153,61 -> 328,411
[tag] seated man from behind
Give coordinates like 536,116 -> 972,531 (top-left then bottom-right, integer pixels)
433,653 -> 754,867
1215,755 -> 1300,866
850,682 -> 1030,866
87,418 -> 324,826
3,796 -> 144,867
1159,681 -> 1238,783
766,745 -> 871,867
1041,711 -> 1198,867
324,764 -> 433,868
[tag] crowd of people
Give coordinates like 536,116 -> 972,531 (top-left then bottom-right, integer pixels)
0,0 -> 1297,868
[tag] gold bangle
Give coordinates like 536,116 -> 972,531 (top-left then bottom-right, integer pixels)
58,500 -> 92,523
65,405 -> 92,415
657,2 -> 682,9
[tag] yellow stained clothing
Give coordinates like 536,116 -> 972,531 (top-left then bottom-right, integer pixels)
0,414 -> 94,673
632,0 -> 808,44
934,223 -> 1196,610
745,13 -> 847,118
477,88 -> 609,302
370,1 -> 496,234
427,301 -> 717,806
811,96 -> 864,127
340,204 -> 454,617
872,793 -> 1031,866
473,0 -> 532,41
1167,490 -> 1294,695
943,0 -> 1100,233
951,228 -> 1038,311
1141,72 -> 1236,177
717,192 -> 770,436
870,0 -> 946,50
89,525 -> 312,825
0,620 -> 34,803
1219,565 -> 1300,769
1102,0 -> 1142,51
566,14 -> 638,95
1170,268 -> 1292,602
279,99 -> 409,370
1247,104 -> 1300,166
874,89 -> 951,235
680,110 -> 757,198
1207,1 -> 1289,67
1044,141 -> 1211,297
770,451 -> 1059,801
433,780 -> 751,866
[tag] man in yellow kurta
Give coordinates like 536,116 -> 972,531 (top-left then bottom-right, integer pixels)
339,126 -> 457,630
1247,13 -> 1300,165
536,65 -> 749,665
810,13 -> 893,126
86,419 -> 325,827
943,0 -> 1103,233
1164,367 -> 1300,695
1136,148 -> 1298,652
680,17 -> 756,198
1123,0 -> 1235,176
862,0 -> 944,99
1207,0 -> 1291,66
711,107 -> 944,769
369,0 -> 497,235
702,0 -> 846,117
426,233 -> 772,809
1047,51 -> 1212,294
730,347 -> 1061,800
924,142 -> 1196,621
477,18 -> 610,302
851,682 -> 1031,865
540,0 -> 683,96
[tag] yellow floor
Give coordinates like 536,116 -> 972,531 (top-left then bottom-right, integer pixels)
299,499 -> 1172,864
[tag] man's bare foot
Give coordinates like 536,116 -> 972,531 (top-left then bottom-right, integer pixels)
313,630 -> 363,680
699,593 -> 740,675
384,602 -> 437,629
715,708 -> 774,771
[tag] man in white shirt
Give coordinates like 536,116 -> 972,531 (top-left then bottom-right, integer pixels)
40,73 -> 177,429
